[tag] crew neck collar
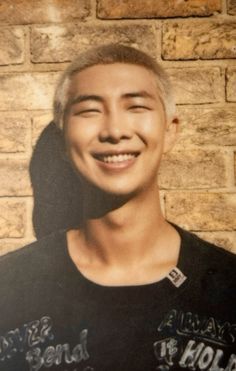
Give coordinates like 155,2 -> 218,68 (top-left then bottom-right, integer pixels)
56,224 -> 196,305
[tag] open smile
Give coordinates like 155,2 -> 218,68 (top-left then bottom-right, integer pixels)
92,151 -> 140,169
94,152 -> 139,163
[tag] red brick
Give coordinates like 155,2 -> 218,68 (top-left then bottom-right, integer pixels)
0,159 -> 32,196
163,20 -> 236,60
168,67 -> 223,104
234,152 -> 236,186
97,0 -> 221,18
0,0 -> 90,25
0,199 -> 26,238
159,149 -> 228,189
0,112 -> 29,152
176,105 -> 236,147
226,68 -> 236,102
0,27 -> 25,65
228,0 -> 236,14
30,24 -> 157,63
0,72 -> 59,110
166,192 -> 236,231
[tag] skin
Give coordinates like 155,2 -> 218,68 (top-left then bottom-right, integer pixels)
65,63 -> 180,286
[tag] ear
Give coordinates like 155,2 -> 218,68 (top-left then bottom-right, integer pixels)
163,116 -> 179,153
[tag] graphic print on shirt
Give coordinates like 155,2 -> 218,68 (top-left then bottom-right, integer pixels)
154,309 -> 236,370
0,316 -> 92,371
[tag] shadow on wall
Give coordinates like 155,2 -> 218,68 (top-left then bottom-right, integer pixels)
29,122 -> 84,239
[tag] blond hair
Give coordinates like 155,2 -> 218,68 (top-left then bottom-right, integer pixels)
53,44 -> 176,130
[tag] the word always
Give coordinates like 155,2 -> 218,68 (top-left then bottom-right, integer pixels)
158,309 -> 236,345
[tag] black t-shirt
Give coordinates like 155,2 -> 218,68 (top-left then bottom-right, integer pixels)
0,226 -> 235,371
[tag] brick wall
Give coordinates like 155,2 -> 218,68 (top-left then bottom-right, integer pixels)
0,0 -> 235,254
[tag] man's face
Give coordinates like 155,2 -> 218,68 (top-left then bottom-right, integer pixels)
64,63 -> 177,196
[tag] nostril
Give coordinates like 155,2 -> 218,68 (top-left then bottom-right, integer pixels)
100,136 -> 121,144
99,127 -> 132,143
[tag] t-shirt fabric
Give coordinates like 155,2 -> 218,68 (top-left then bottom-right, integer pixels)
0,226 -> 235,371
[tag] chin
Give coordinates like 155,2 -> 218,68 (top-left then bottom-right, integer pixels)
85,177 -> 134,195
99,185 -> 136,197
98,182 -> 147,201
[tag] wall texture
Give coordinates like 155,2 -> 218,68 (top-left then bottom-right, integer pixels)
0,0 -> 235,254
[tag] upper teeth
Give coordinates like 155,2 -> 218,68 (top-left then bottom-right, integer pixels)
100,154 -> 136,163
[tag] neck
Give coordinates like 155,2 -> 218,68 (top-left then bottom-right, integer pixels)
71,184 -> 176,268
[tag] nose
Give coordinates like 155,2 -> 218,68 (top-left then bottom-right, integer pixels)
98,109 -> 133,144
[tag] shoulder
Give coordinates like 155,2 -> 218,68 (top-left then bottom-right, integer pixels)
176,226 -> 236,306
0,229 -> 67,281
181,227 -> 236,266
175,223 -> 236,262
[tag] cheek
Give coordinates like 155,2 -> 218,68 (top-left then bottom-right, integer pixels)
65,122 -> 92,151
65,131 -> 84,162
66,117 -> 101,141
137,116 -> 165,145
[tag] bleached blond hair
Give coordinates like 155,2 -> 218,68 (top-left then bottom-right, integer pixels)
53,44 -> 176,130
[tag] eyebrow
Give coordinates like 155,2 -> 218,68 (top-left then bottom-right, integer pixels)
70,94 -> 103,106
121,91 -> 156,100
69,90 -> 156,107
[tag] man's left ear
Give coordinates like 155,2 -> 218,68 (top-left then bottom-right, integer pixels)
163,116 -> 179,153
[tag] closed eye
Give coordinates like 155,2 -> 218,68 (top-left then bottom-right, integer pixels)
74,109 -> 101,117
128,105 -> 151,112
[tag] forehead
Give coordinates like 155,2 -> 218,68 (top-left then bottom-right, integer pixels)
68,63 -> 160,98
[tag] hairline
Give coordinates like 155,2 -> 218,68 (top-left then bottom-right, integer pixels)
53,46 -> 176,130
64,63 -> 168,118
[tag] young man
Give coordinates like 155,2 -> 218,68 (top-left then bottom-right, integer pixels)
0,44 -> 235,371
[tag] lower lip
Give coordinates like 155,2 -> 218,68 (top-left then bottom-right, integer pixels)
95,156 -> 138,171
